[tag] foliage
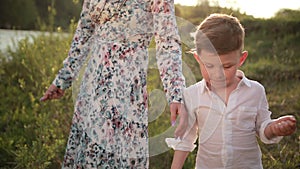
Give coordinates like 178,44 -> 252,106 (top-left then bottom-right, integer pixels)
0,0 -> 38,29
0,33 -> 74,168
274,9 -> 300,21
175,4 -> 255,25
35,0 -> 83,32
0,3 -> 300,169
0,0 -> 83,30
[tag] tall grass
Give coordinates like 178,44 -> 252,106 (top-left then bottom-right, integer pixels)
0,18 -> 299,169
0,33 -> 74,169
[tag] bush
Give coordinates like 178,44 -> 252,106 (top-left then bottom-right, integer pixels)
0,33 -> 74,169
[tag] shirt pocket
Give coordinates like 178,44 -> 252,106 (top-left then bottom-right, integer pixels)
237,106 -> 257,130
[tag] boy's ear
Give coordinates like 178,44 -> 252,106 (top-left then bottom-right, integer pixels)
193,52 -> 201,63
239,51 -> 248,66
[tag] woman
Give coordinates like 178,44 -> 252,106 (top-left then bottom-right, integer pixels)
40,0 -> 186,168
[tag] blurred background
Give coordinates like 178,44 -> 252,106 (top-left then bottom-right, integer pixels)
0,0 -> 299,168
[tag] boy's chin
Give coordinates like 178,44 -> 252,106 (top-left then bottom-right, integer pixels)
211,81 -> 227,88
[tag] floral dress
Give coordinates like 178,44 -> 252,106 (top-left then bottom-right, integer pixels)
52,0 -> 185,168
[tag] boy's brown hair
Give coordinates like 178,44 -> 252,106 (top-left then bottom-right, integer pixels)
195,13 -> 245,55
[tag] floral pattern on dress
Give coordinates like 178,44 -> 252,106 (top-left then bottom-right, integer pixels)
53,0 -> 185,168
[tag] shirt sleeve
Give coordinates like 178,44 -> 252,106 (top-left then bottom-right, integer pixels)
165,108 -> 198,152
52,0 -> 95,90
256,86 -> 283,144
173,117 -> 198,152
152,0 -> 185,104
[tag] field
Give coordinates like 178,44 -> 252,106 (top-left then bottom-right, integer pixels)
0,5 -> 299,169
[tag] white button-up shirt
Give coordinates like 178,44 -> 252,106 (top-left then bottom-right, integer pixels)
166,71 -> 282,169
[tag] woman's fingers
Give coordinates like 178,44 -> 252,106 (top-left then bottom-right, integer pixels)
40,94 -> 50,101
40,84 -> 64,101
174,105 -> 188,139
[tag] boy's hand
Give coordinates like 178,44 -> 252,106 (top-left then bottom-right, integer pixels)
40,84 -> 65,102
268,115 -> 297,138
174,104 -> 188,139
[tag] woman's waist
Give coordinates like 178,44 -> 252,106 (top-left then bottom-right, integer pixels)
93,31 -> 153,45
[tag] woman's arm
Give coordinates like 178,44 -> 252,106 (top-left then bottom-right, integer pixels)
152,0 -> 186,123
52,0 -> 95,90
41,0 -> 95,101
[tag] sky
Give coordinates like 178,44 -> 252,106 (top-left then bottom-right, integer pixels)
174,0 -> 300,18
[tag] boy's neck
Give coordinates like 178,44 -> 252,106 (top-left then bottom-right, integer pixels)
209,76 -> 241,105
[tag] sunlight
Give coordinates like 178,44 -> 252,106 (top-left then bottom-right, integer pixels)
174,0 -> 300,18
174,0 -> 198,6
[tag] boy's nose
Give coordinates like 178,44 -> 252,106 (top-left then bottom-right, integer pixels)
212,67 -> 225,80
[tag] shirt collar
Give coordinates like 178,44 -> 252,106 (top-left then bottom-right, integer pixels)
236,70 -> 251,88
199,79 -> 209,94
199,70 -> 251,94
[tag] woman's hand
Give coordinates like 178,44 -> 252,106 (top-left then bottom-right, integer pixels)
40,84 -> 65,102
170,103 -> 188,139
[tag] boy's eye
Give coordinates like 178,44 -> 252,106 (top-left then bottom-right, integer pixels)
223,65 -> 233,69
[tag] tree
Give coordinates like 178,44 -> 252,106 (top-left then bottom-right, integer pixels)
0,0 -> 38,29
274,9 -> 300,21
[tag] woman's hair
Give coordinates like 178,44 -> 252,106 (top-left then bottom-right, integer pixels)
195,13 -> 245,55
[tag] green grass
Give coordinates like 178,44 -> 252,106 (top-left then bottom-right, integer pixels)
0,18 -> 299,168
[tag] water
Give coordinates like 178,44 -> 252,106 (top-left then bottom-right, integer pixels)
0,29 -> 39,52
0,29 -> 69,53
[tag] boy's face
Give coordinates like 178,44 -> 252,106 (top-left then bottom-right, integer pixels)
194,50 -> 248,90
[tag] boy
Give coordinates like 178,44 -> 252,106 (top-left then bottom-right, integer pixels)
167,13 -> 297,169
